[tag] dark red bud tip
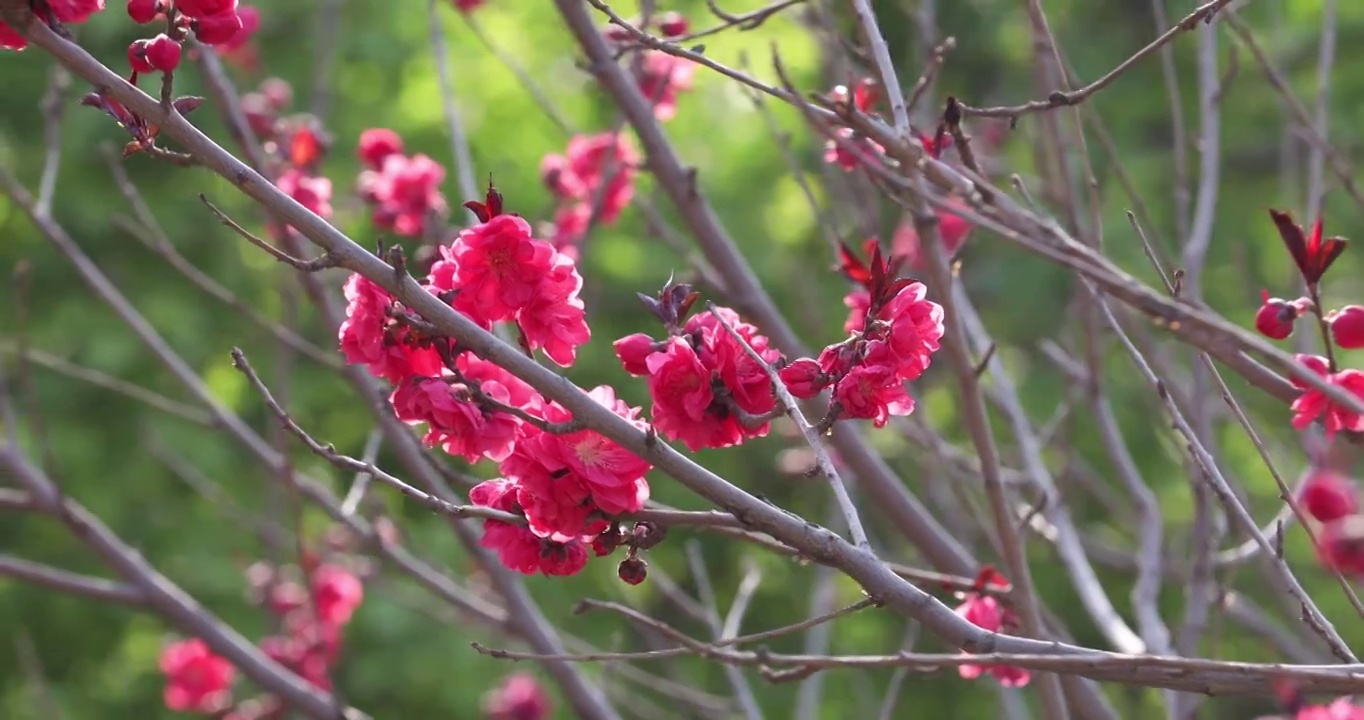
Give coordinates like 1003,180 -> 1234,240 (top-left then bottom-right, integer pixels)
1329,305 -> 1364,349
464,181 -> 504,224
617,556 -> 648,585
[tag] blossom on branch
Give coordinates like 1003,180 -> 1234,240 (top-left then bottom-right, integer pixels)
616,285 -> 782,451
160,638 -> 236,713
1288,354 -> 1364,437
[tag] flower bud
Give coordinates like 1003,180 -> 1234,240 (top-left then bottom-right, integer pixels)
778,357 -> 827,399
1330,305 -> 1364,349
617,556 -> 648,586
1299,469 -> 1358,523
658,12 -> 688,37
613,333 -> 658,376
127,39 -> 154,74
1254,290 -> 1300,340
194,10 -> 244,45
144,34 -> 182,73
127,0 -> 160,24
1319,516 -> 1364,577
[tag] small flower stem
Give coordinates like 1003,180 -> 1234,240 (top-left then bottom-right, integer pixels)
1307,284 -> 1339,372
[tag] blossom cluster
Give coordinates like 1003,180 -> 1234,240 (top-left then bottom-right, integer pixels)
357,129 -> 449,238
614,285 -> 782,452
160,530 -> 369,717
1,0 -> 105,51
951,568 -> 1030,687
540,132 -> 640,259
1294,467 -> 1364,580
601,11 -> 696,121
337,182 -> 665,580
780,243 -> 945,427
1253,210 -> 1364,437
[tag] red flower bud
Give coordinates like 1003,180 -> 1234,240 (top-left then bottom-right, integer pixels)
778,357 -> 827,399
658,12 -> 688,37
1254,290 -> 1300,340
1330,305 -> 1364,349
617,556 -> 648,585
1319,516 -> 1364,577
194,11 -> 244,46
144,34 -> 181,73
127,0 -> 160,23
613,333 -> 658,376
1299,469 -> 1358,523
127,40 -> 154,74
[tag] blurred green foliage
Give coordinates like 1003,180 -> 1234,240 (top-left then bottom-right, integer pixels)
2,0 -> 1364,717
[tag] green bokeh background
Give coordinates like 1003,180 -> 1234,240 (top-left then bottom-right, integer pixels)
2,0 -> 1364,717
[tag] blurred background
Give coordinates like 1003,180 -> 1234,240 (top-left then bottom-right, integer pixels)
2,0 -> 1364,717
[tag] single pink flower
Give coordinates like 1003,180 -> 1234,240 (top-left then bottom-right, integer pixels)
357,128 -> 404,170
470,478 -> 591,576
160,638 -> 236,713
390,377 -> 522,462
953,591 -> 1030,688
517,253 -> 591,367
874,281 -> 945,381
833,359 -> 914,428
451,215 -> 557,324
310,564 -> 364,626
501,387 -> 652,537
483,673 -> 552,720
1289,354 -> 1364,437
637,51 -> 695,121
338,274 -> 444,384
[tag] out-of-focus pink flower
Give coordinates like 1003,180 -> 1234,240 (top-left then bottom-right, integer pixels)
277,168 -> 333,219
1299,469 -> 1358,523
1319,516 -> 1364,578
359,153 -> 448,237
483,673 -> 552,720
542,133 -> 639,225
160,638 -> 236,713
310,564 -> 364,626
953,578 -> 1030,688
637,51 -> 695,121
357,128 -> 404,170
889,199 -> 974,269
824,128 -> 884,172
